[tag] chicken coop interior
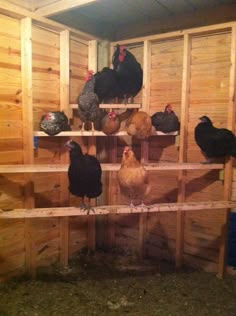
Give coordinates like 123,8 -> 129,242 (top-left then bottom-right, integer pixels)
1,0 -> 236,284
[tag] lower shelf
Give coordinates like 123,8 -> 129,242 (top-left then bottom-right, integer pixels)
0,201 -> 235,218
0,163 -> 224,173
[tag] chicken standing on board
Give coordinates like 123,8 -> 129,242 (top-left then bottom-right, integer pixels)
151,104 -> 180,133
126,110 -> 153,139
40,111 -> 71,136
194,115 -> 236,163
101,111 -> 120,135
77,70 -> 102,132
66,140 -> 102,213
118,146 -> 150,209
112,44 -> 143,103
94,67 -> 120,103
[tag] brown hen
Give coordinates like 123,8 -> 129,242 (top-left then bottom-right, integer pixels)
126,110 -> 153,139
101,111 -> 120,135
118,146 -> 150,209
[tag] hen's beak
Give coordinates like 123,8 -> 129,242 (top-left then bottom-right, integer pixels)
65,139 -> 73,149
124,146 -> 130,155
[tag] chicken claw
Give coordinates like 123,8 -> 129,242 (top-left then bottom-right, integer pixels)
83,199 -> 96,215
139,201 -> 148,212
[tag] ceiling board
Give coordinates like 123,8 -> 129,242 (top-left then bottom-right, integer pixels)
156,0 -> 193,14
47,0 -> 236,40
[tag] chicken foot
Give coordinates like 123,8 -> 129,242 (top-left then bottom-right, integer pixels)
139,201 -> 148,212
80,122 -> 85,134
91,122 -> 95,135
81,198 -> 96,215
79,198 -> 87,211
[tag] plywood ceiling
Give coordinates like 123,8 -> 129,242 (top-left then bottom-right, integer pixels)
5,0 -> 236,40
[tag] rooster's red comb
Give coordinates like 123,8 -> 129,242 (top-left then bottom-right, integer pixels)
119,45 -> 126,52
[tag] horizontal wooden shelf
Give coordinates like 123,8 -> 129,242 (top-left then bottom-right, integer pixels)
33,130 -> 178,137
34,130 -> 128,137
0,201 -> 235,219
70,103 -> 141,109
0,163 -> 224,173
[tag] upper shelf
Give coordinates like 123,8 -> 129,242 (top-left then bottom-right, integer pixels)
70,103 -> 141,109
35,103 -> 178,136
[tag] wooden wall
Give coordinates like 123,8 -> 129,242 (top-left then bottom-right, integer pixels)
0,11 -> 236,280
0,12 -> 91,280
110,26 -> 236,270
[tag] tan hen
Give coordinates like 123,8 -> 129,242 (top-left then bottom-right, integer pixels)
118,146 -> 150,209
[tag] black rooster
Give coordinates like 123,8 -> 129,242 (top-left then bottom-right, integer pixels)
94,67 -> 119,103
77,70 -> 103,132
66,140 -> 102,213
151,104 -> 180,133
40,111 -> 71,136
194,115 -> 236,163
112,44 -> 143,103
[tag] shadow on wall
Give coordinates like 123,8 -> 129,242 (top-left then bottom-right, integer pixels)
149,170 -> 221,205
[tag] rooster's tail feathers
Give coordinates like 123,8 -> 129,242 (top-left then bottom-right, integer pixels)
230,137 -> 236,157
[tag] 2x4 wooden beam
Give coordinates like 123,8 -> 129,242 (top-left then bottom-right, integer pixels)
34,0 -> 97,17
1,201 -> 236,219
218,25 -> 236,278
176,33 -> 191,269
0,163 -> 224,174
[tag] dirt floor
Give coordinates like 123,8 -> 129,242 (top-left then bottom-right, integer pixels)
0,251 -> 236,316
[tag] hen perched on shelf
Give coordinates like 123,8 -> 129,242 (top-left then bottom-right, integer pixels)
194,115 -> 236,163
112,44 -> 143,103
126,110 -> 153,139
94,67 -> 119,103
66,140 -> 102,213
151,104 -> 180,133
77,70 -> 104,132
101,111 -> 121,135
39,111 -> 71,136
118,146 -> 150,209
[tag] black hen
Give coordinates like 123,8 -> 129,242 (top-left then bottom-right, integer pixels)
151,104 -> 180,133
77,70 -> 102,132
112,44 -> 143,103
94,67 -> 119,103
66,140 -> 102,213
40,111 -> 71,136
194,115 -> 236,163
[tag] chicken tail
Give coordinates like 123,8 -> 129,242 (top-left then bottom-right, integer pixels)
230,137 -> 236,157
118,108 -> 134,122
126,123 -> 137,136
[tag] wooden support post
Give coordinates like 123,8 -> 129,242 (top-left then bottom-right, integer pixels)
138,41 -> 151,258
21,17 -> 35,278
176,34 -> 191,269
107,137 -> 117,249
142,40 -> 151,112
86,40 -> 98,252
87,137 -> 96,251
59,30 -> 70,266
139,139 -> 149,258
218,26 -> 236,278
97,40 -> 109,71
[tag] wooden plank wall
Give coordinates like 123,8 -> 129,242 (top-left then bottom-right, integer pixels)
184,32 -> 231,271
0,13 -> 90,279
1,13 -> 236,279
0,14 -> 26,279
110,29 -> 236,271
109,39 -> 182,260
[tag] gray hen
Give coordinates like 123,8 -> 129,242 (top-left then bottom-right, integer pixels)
77,71 -> 102,132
